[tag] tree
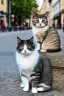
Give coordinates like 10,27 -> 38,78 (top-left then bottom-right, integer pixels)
11,0 -> 38,25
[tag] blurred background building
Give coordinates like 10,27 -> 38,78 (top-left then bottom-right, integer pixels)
39,0 -> 64,29
0,0 -> 7,25
0,0 -> 7,26
0,0 -> 64,31
0,0 -> 11,31
60,0 -> 64,29
52,0 -> 61,28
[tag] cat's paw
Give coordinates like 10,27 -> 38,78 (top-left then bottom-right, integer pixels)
23,87 -> 29,92
37,87 -> 44,91
32,88 -> 38,93
20,83 -> 24,87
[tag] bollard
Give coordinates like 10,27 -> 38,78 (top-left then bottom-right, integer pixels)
63,24 -> 64,32
8,27 -> 12,32
63,27 -> 64,32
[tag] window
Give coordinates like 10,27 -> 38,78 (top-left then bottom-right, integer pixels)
1,0 -> 4,4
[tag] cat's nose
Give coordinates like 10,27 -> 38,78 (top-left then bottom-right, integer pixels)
40,23 -> 41,26
24,50 -> 26,53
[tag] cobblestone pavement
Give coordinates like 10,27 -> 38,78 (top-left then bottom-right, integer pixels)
0,30 -> 64,96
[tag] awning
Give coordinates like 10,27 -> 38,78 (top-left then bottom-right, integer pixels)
0,15 -> 4,20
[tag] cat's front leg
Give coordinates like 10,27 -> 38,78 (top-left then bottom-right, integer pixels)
20,82 -> 24,88
40,49 -> 47,52
19,71 -> 25,88
32,87 -> 38,93
31,83 -> 38,93
36,43 -> 40,51
21,76 -> 29,92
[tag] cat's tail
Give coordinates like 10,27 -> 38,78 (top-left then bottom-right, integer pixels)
47,48 -> 61,52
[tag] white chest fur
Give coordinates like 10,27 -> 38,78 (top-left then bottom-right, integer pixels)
16,50 -> 39,70
32,25 -> 49,34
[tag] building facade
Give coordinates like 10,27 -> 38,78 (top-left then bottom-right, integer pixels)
49,0 -> 64,29
60,0 -> 64,29
0,0 -> 7,26
48,0 -> 53,26
39,0 -> 64,29
52,0 -> 61,28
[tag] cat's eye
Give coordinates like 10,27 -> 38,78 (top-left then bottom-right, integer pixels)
45,21 -> 48,25
37,20 -> 39,23
42,20 -> 45,23
19,45 -> 23,49
32,21 -> 36,25
34,20 -> 37,23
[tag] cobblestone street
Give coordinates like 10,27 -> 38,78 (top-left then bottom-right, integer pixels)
0,30 -> 64,96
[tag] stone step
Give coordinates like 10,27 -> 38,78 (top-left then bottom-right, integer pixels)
45,51 -> 64,92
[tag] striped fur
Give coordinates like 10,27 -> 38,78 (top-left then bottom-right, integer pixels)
35,27 -> 61,52
30,53 -> 52,93
16,37 -> 52,93
31,12 -> 61,52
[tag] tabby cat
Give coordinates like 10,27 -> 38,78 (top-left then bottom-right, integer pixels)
31,12 -> 61,52
16,36 -> 52,93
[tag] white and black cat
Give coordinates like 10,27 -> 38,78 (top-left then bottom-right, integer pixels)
31,12 -> 61,52
16,36 -> 52,93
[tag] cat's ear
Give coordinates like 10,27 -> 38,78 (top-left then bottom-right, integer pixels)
17,37 -> 21,44
30,37 -> 33,40
30,37 -> 33,43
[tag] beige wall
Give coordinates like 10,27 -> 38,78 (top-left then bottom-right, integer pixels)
60,0 -> 64,11
0,0 -> 7,25
39,0 -> 64,28
0,0 -> 7,12
49,1 -> 53,26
